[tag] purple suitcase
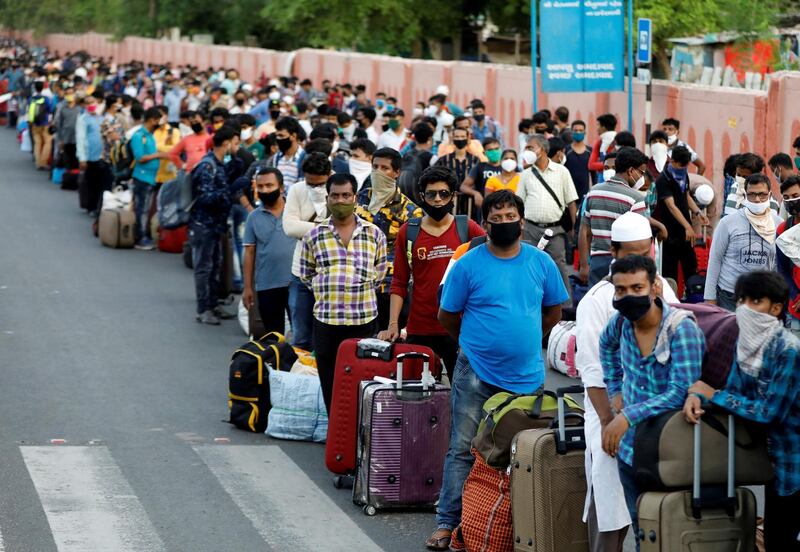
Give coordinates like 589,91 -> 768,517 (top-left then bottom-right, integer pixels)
353,352 -> 451,515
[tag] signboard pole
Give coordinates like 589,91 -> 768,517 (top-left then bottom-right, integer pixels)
627,0 -> 634,132
531,0 -> 538,113
637,17 -> 653,154
645,60 -> 652,155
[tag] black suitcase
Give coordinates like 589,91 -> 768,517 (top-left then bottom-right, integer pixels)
78,171 -> 91,210
61,168 -> 80,191
182,240 -> 193,269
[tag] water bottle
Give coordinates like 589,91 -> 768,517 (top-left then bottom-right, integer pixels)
536,229 -> 554,251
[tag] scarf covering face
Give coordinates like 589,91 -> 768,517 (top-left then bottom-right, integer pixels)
743,205 -> 776,244
735,304 -> 782,378
368,170 -> 397,214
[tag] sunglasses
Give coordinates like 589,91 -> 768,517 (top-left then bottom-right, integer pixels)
423,190 -> 454,201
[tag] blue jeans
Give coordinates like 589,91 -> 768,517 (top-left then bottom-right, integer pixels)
132,178 -> 154,243
436,351 -> 505,530
588,254 -> 613,287
288,275 -> 315,351
189,222 -> 222,315
618,461 -> 640,552
230,203 -> 248,292
716,286 -> 737,312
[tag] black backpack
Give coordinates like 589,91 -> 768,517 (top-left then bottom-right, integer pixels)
228,333 -> 298,432
397,148 -> 428,201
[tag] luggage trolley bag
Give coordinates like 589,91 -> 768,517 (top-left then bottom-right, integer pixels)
353,352 -> 450,515
637,414 -> 757,552
325,338 -> 440,485
98,208 -> 136,248
510,385 -> 589,552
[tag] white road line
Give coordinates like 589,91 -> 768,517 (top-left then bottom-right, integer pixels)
195,445 -> 383,552
20,446 -> 166,552
0,524 -> 5,552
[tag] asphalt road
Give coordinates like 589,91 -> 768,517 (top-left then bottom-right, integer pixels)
0,126 -> 585,552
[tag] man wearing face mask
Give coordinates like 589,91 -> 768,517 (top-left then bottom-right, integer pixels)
661,118 -> 705,175
517,134 -> 578,297
267,117 -> 305,190
469,100 -> 503,148
237,114 -> 264,160
576,213 -> 678,552
299,173 -> 388,412
163,78 -> 186,127
429,190 -> 568,550
435,127 -> 480,216
76,95 -> 105,212
376,109 -> 407,151
684,271 -> 800,551
355,107 -> 378,144
356,148 -> 423,330
776,176 -> 800,337
587,113 -> 618,182
377,166 -> 484,379
242,167 -> 295,336
579,147 -> 649,286
564,120 -> 592,203
723,153 -> 780,217
347,138 -> 376,190
653,146 -> 706,284
460,138 -> 503,223
169,111 -> 210,172
599,255 -> 705,547
705,174 -> 783,311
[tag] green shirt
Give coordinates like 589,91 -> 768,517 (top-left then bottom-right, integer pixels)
245,141 -> 265,160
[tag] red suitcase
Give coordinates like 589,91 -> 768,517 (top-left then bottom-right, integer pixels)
325,338 -> 441,484
158,225 -> 188,253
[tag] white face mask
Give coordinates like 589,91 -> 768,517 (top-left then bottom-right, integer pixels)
735,175 -> 746,188
651,142 -> 669,172
159,117 -> 168,127
240,128 -> 253,141
501,159 -> 518,173
558,155 -> 567,165
743,198 -> 770,215
424,105 -> 439,117
521,150 -> 537,166
269,91 -> 281,101
412,107 -> 423,117
307,183 -> 327,203
603,169 -> 616,181
667,133 -> 678,145
348,158 -> 372,188
178,123 -> 192,137
633,175 -> 646,190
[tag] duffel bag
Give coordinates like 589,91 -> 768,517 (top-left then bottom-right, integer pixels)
546,321 -> 579,378
633,408 -> 774,491
266,369 -> 328,443
228,332 -> 298,432
472,389 -> 583,469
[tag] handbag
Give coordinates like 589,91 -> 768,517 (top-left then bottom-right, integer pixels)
530,166 -> 573,232
633,407 -> 774,491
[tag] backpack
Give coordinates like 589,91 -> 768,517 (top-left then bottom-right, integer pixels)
28,97 -> 47,125
397,148 -> 427,200
228,333 -> 298,433
405,214 -> 470,268
158,157 -> 216,228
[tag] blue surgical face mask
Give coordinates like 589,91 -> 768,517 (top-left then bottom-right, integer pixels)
223,154 -> 232,164
572,131 -> 585,143
376,99 -> 385,108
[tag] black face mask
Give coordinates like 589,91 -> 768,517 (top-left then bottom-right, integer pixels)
382,123 -> 390,132
269,110 -> 280,120
421,201 -> 453,221
276,137 -> 293,153
488,221 -> 521,247
453,139 -> 468,150
236,98 -> 245,106
473,114 -> 485,123
191,122 -> 204,133
785,198 -> 800,216
612,294 -> 652,322
258,190 -> 281,206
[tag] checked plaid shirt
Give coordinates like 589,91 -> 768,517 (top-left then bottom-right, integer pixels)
299,215 -> 388,326
711,328 -> 800,496
600,300 -> 705,467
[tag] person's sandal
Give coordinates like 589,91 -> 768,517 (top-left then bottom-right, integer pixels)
425,528 -> 452,551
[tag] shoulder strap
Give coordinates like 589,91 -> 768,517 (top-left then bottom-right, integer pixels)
468,235 -> 488,250
530,166 -> 563,210
455,214 -> 469,244
405,217 -> 422,267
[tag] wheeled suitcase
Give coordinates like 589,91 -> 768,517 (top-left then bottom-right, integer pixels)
510,385 -> 588,552
353,352 -> 450,515
98,208 -> 136,249
158,224 -> 188,253
325,338 -> 440,482
637,415 -> 757,552
182,240 -> 193,269
78,171 -> 91,210
61,168 -> 80,191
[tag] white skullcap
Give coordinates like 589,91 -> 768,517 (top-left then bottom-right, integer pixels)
439,112 -> 455,126
611,212 -> 652,242
436,84 -> 449,96
694,184 -> 714,207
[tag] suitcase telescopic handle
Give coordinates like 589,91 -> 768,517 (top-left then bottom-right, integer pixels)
692,413 -> 736,519
395,352 -> 431,390
556,386 -> 584,443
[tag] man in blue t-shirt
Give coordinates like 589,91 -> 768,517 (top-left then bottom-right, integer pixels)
130,107 -> 171,250
425,189 -> 568,550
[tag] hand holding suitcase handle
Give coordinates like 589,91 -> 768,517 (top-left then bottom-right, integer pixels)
692,414 -> 736,519
395,352 -> 431,391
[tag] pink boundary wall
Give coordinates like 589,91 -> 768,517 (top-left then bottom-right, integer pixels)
12,30 -> 800,201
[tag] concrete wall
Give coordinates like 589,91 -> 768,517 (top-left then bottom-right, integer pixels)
12,30 -> 800,192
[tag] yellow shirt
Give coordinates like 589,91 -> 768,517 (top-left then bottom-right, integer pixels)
485,173 -> 521,195
153,126 -> 181,183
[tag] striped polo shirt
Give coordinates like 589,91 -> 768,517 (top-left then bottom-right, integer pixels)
581,177 -> 647,257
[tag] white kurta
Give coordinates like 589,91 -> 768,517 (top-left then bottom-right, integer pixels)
575,277 -> 678,532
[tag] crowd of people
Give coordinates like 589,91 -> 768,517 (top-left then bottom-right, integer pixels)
3,37 -> 799,551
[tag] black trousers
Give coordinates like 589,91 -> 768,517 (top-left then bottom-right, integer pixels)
256,287 -> 290,337
405,333 -> 459,382
661,237 -> 697,282
764,483 -> 800,551
313,319 -> 376,414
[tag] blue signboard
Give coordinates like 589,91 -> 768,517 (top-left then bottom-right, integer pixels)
540,0 -> 625,93
637,18 -> 652,65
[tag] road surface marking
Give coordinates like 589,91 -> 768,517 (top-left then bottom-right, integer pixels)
21,446 -> 166,552
195,445 -> 383,552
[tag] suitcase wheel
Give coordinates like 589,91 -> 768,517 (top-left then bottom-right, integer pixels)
363,505 -> 377,516
332,475 -> 354,490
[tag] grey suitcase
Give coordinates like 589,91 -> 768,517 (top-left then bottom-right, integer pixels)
637,415 -> 757,551
98,208 -> 136,248
510,385 -> 588,552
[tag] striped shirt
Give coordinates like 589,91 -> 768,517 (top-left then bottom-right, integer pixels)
299,216 -> 388,326
723,180 -> 780,217
582,178 -> 647,257
273,147 -> 305,190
